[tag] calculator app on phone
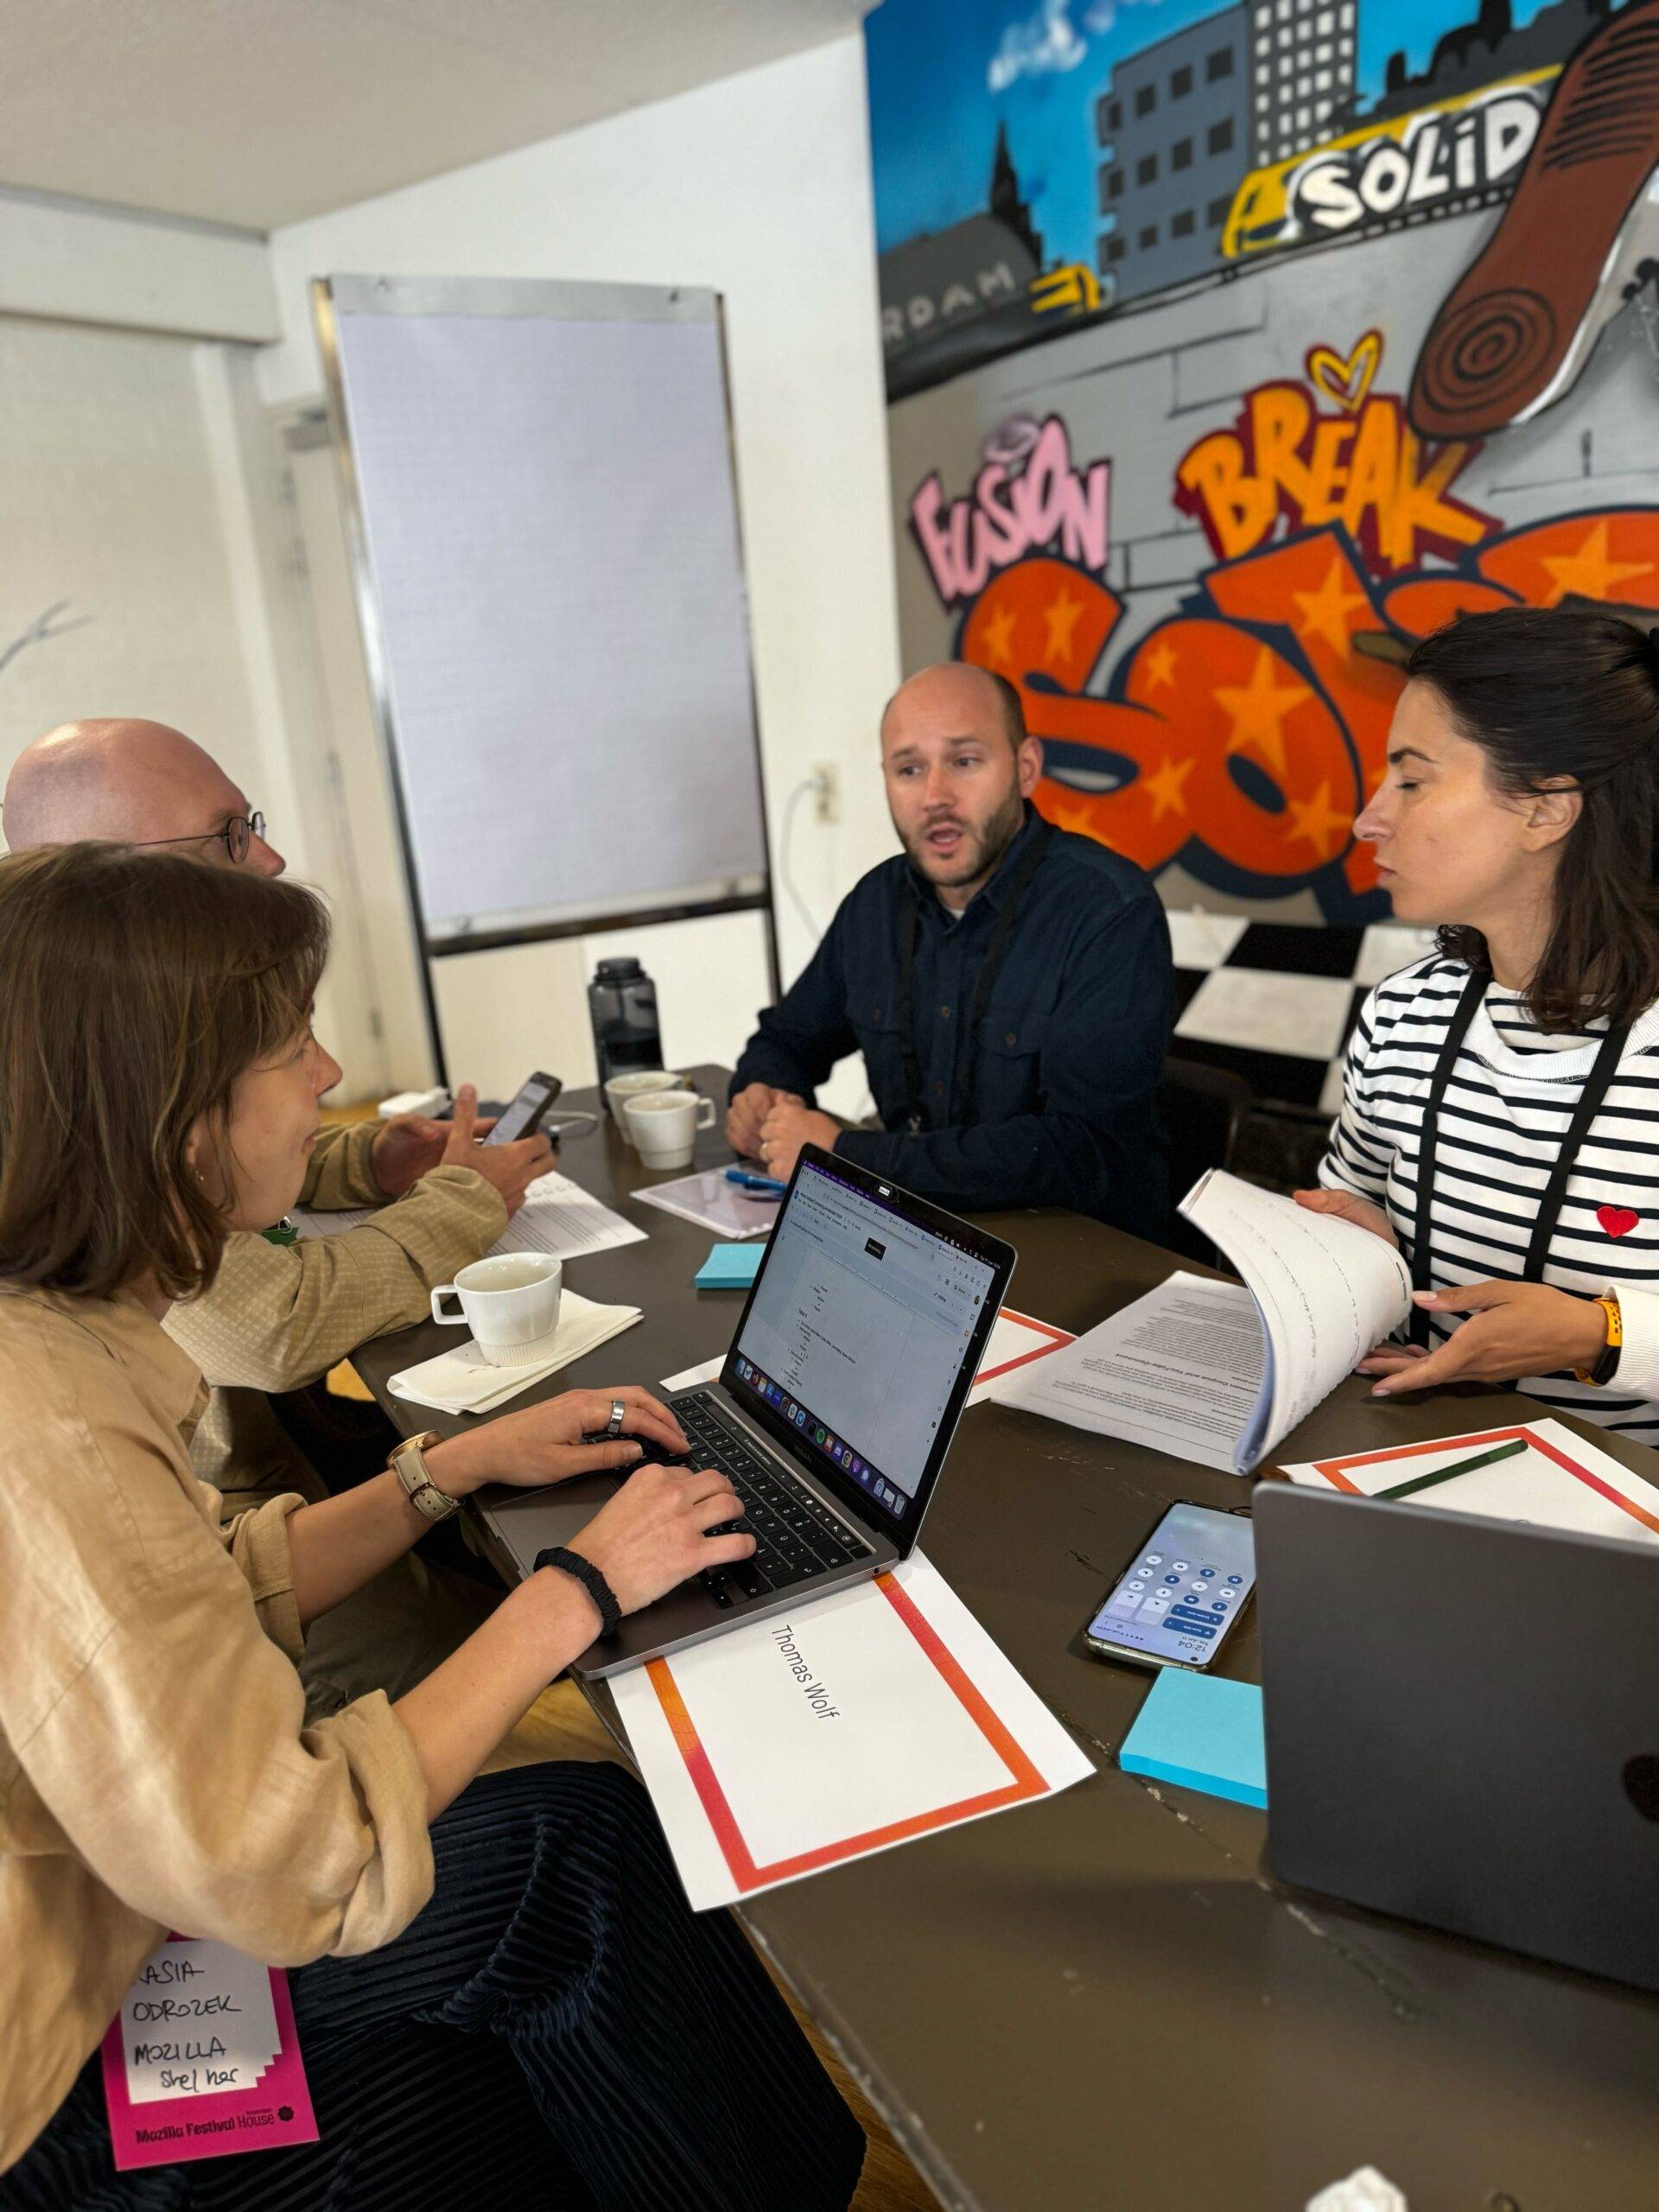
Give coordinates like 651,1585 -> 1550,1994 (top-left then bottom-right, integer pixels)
1084,1501 -> 1255,1670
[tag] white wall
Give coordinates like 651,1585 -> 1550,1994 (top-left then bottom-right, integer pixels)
257,32 -> 899,1108
0,317 -> 263,780
0,311 -> 380,1093
0,187 -> 277,342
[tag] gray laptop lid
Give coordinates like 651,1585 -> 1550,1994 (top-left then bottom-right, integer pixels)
1254,1484 -> 1659,1990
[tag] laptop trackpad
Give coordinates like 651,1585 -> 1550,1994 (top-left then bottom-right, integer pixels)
482,1476 -> 616,1577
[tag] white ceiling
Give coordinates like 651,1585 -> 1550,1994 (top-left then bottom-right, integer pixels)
0,0 -> 874,232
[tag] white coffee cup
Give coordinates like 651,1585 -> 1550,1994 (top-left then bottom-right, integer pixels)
429,1252 -> 563,1366
624,1087 -> 715,1171
605,1068 -> 680,1143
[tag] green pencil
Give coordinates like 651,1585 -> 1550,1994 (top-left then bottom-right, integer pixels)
1375,1435 -> 1528,1502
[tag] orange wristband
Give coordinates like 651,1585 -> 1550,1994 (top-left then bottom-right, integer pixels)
1574,1294 -> 1624,1386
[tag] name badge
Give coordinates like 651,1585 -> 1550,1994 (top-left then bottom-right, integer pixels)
99,1936 -> 318,2171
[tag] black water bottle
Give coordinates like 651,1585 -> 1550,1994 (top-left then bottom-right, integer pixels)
588,957 -> 664,1104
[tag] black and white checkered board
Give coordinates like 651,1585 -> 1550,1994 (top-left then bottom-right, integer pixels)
1167,915 -> 1439,1115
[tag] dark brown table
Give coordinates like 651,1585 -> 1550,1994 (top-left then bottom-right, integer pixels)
353,1068 -> 1659,2212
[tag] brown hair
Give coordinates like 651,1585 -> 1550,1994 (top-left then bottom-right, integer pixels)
983,669 -> 1030,753
1408,607 -> 1659,1030
0,844 -> 329,1300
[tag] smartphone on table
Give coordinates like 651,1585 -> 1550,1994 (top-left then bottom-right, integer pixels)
1083,1499 -> 1255,1672
484,1071 -> 563,1147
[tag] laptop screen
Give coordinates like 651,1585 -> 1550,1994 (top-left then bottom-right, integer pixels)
726,1154 -> 1001,1528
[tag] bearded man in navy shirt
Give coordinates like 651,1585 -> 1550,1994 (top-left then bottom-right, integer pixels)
728,663 -> 1173,1234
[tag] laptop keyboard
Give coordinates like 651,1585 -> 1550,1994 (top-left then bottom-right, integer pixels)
656,1391 -> 872,1609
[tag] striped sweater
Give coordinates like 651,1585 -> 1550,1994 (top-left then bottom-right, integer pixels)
1320,954 -> 1659,1445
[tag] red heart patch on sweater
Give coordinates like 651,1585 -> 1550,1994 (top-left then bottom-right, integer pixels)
1599,1205 -> 1640,1238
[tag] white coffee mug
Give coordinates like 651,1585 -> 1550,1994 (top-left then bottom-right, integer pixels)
429,1252 -> 563,1366
605,1068 -> 680,1144
624,1087 -> 716,1171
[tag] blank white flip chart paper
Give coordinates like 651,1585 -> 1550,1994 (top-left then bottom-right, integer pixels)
326,280 -> 767,943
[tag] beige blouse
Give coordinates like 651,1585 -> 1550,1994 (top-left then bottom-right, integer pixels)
163,1129 -> 504,1512
0,1287 -> 434,2174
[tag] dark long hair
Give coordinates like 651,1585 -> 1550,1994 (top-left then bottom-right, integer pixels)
0,845 -> 329,1300
1408,607 -> 1659,1030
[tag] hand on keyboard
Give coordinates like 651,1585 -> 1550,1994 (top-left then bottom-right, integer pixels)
461,1385 -> 690,1493
657,1392 -> 873,1609
574,1393 -> 872,1612
562,1462 -> 756,1617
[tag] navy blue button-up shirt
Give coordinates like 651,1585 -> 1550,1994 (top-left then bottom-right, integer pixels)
733,806 -> 1173,1234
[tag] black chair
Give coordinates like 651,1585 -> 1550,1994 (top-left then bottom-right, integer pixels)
1158,1056 -> 1251,1266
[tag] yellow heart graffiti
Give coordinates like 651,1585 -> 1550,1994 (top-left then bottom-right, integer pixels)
1305,329 -> 1383,416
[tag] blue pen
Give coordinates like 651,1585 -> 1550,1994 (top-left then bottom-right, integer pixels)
725,1167 -> 787,1195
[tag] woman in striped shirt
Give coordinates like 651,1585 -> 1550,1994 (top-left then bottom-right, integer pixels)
1297,605 -> 1659,1445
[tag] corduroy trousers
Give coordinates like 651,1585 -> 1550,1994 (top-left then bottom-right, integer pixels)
3,1763 -> 864,2212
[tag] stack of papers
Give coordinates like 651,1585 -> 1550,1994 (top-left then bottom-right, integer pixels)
996,1270 -> 1267,1471
611,1554 -> 1092,1908
997,1173 -> 1414,1473
388,1291 -> 642,1414
295,1169 -> 645,1264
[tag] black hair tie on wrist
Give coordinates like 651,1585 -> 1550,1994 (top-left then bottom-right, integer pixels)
535,1546 -> 620,1638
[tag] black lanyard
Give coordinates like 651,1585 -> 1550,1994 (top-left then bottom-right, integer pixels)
1409,963 -> 1630,1345
894,818 -> 1052,1133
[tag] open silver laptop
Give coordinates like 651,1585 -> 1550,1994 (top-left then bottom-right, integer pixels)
478,1145 -> 1015,1677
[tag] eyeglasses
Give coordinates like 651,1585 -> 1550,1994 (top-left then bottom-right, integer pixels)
130,811 -> 268,865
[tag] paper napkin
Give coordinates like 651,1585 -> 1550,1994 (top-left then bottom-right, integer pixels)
389,1291 -> 642,1414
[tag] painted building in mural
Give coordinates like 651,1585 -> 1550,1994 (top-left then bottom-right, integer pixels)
1249,0 -> 1357,162
1098,0 -> 1361,301
880,130 -> 1051,397
1096,5 -> 1253,296
865,0 -> 1659,1096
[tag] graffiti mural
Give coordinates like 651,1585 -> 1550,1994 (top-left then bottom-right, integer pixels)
869,0 -> 1659,934
963,505 -> 1659,922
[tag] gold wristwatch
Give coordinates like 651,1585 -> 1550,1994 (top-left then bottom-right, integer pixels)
389,1431 -> 462,1521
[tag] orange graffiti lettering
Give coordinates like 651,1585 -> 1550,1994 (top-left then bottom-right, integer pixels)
1175,384 -> 1495,574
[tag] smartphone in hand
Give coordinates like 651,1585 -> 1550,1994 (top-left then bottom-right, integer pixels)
484,1071 -> 563,1147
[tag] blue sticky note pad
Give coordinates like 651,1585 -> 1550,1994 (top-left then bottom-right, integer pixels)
1118,1669 -> 1267,1809
696,1242 -> 765,1291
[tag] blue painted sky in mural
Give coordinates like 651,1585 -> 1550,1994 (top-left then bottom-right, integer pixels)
867,0 -> 1563,265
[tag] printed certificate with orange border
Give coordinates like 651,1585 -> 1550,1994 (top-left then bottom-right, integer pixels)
662,1304 -> 1073,1404
968,1306 -> 1075,1403
609,1554 -> 1095,1910
1281,1415 -> 1659,1545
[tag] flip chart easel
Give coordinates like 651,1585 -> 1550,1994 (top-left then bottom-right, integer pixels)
313,273 -> 779,1081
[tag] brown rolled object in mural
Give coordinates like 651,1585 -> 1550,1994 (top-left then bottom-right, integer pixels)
1409,0 -> 1659,440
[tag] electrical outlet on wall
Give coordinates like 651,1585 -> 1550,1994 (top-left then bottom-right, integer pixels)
810,763 -> 840,823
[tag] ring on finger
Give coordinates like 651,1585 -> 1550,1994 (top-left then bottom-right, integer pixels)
605,1397 -> 626,1439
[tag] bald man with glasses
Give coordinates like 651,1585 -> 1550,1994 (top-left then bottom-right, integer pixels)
1,719 -> 559,1714
3,718 -> 285,872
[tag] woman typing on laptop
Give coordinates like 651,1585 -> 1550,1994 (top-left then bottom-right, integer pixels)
1297,606 -> 1659,1444
0,846 -> 861,2205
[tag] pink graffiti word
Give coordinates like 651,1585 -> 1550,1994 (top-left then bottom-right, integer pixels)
909,415 -> 1110,609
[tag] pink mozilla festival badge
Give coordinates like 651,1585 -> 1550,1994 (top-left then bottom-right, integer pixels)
100,1936 -> 318,2171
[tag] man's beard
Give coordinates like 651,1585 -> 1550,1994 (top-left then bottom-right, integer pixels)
906,786 -> 1026,891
